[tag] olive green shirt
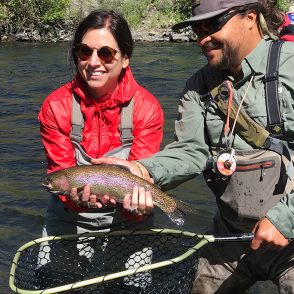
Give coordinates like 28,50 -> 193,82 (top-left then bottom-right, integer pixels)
140,37 -> 294,238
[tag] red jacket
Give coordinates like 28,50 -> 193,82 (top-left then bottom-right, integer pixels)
280,14 -> 294,42
39,66 -> 164,211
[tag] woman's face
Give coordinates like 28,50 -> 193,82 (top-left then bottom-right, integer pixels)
77,28 -> 129,99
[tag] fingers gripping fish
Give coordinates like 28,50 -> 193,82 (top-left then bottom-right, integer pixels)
41,164 -> 194,226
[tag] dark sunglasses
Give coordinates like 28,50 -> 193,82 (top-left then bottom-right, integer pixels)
192,10 -> 239,38
75,44 -> 119,63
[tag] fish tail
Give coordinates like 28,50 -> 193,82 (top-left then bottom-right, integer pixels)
166,199 -> 194,226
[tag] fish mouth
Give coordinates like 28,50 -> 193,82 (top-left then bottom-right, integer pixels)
41,183 -> 61,195
41,179 -> 53,190
41,177 -> 61,195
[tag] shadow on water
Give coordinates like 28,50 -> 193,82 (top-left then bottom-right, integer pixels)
0,42 -> 277,293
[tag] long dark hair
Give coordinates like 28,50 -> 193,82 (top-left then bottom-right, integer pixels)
71,9 -> 134,67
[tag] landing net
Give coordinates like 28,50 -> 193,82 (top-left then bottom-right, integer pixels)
10,229 -> 203,294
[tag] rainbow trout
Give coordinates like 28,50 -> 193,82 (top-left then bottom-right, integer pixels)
41,164 -> 193,226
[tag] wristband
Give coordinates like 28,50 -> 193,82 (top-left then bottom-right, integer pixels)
132,161 -> 146,179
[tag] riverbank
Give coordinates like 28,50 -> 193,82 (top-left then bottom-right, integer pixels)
0,25 -> 194,43
0,0 -> 193,43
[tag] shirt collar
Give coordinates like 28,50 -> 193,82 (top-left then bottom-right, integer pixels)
226,37 -> 271,85
241,37 -> 271,77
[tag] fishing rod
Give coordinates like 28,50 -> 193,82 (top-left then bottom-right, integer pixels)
8,228 -> 289,294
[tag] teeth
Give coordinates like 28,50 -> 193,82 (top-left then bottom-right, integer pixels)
89,70 -> 104,76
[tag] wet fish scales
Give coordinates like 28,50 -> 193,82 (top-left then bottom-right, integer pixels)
42,164 -> 193,226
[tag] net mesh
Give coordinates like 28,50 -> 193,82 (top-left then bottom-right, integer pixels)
11,230 -> 200,293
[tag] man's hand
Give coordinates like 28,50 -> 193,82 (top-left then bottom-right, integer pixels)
251,217 -> 289,250
91,157 -> 153,183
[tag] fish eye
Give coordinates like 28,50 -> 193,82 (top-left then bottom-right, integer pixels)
42,177 -> 52,185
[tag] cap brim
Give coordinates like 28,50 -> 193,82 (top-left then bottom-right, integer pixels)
172,8 -> 229,30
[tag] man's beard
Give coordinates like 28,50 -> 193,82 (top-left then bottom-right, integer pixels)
210,42 -> 239,72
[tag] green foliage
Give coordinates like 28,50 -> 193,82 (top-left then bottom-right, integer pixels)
275,0 -> 290,12
0,0 -> 192,33
3,0 -> 36,25
96,0 -> 150,28
85,0 -> 191,30
0,3 -> 8,22
33,0 -> 70,23
1,0 -> 70,27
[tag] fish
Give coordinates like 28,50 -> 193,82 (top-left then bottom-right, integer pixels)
41,164 -> 194,226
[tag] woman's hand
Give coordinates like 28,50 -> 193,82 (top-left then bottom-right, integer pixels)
251,217 -> 289,250
91,157 -> 153,183
69,184 -> 117,208
123,186 -> 154,216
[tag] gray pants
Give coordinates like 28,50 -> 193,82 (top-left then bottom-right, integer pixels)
192,214 -> 294,294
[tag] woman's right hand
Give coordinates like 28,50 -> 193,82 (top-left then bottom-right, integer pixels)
69,184 -> 117,208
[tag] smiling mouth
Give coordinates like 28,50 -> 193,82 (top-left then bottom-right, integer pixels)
202,42 -> 222,53
88,70 -> 105,77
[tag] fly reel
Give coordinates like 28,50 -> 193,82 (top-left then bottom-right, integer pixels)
206,151 -> 237,178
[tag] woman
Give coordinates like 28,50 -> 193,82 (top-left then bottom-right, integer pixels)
38,9 -> 163,236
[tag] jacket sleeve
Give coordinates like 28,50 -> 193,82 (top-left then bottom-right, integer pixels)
128,89 -> 164,160
138,76 -> 210,191
38,98 -> 76,173
266,194 -> 294,238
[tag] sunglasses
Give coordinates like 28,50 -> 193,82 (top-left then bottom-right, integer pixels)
75,44 -> 119,63
192,10 -> 239,38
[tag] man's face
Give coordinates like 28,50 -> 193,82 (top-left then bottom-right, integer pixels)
192,10 -> 251,74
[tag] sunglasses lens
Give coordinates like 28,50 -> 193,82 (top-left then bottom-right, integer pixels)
193,11 -> 237,38
76,45 -> 117,63
98,46 -> 117,63
77,45 -> 93,61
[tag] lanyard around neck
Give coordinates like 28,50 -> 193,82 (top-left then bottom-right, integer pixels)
224,75 -> 255,148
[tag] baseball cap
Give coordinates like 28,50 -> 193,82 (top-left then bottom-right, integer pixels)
172,0 -> 259,30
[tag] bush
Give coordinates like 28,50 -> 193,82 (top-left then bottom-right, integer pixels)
276,0 -> 290,12
1,0 -> 70,27
91,0 -> 191,29
33,0 -> 70,23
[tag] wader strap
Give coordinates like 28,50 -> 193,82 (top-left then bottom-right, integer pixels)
264,40 -> 284,138
70,93 -> 134,146
120,98 -> 134,145
70,92 -> 84,143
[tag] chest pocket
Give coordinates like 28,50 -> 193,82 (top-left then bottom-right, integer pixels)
205,149 -> 288,231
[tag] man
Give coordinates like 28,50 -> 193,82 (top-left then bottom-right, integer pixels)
93,0 -> 294,292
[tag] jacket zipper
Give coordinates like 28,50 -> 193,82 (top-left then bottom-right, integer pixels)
236,160 -> 275,172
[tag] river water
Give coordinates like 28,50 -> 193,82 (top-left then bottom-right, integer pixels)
0,42 -> 277,293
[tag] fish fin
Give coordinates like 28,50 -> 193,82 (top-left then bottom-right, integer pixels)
167,210 -> 185,226
166,199 -> 196,226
